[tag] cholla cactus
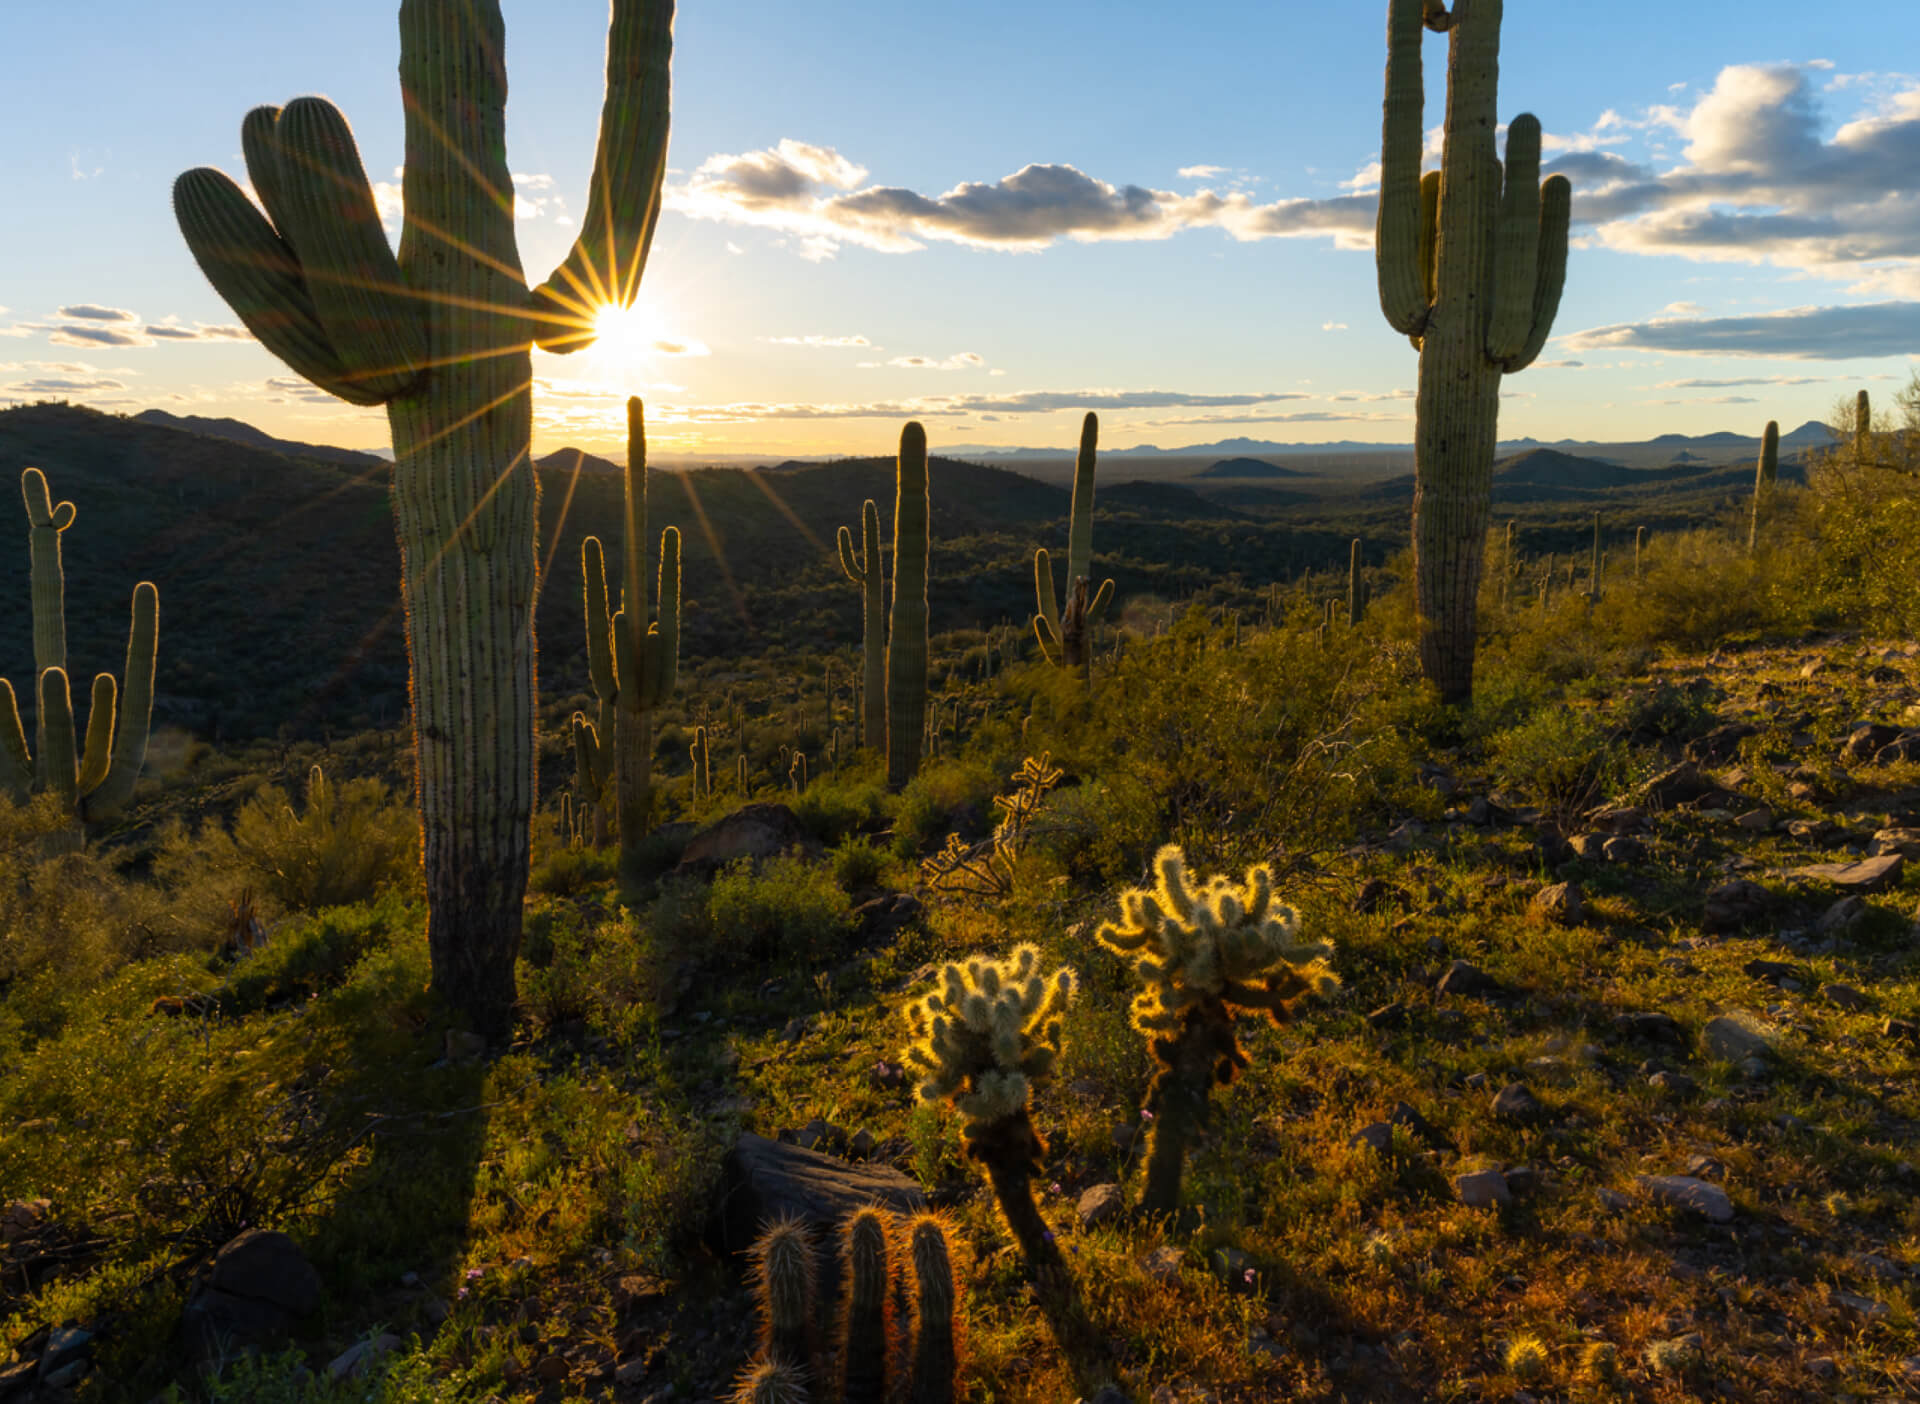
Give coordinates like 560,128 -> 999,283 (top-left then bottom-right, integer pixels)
903,946 -> 1073,1268
1097,845 -> 1337,1216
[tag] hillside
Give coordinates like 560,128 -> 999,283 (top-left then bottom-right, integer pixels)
1191,456 -> 1313,480
132,409 -> 386,470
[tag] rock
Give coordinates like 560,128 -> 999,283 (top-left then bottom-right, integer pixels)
1352,878 -> 1394,914
1790,853 -> 1903,893
1733,808 -> 1774,832
1141,1246 -> 1185,1283
1829,1288 -> 1890,1321
1435,960 -> 1499,997
1568,833 -> 1607,861
852,892 -> 923,942
1814,897 -> 1868,938
1348,1121 -> 1396,1154
1869,826 -> 1920,858
0,1200 -> 49,1244
37,1327 -> 91,1379
1637,761 -> 1719,810
1637,1175 -> 1734,1222
1602,835 -> 1645,864
1464,795 -> 1500,826
1821,982 -> 1869,1011
1588,805 -> 1647,833
708,1132 -> 926,1258
1528,882 -> 1584,926
1703,878 -> 1772,932
1596,1187 -> 1632,1214
1874,733 -> 1920,764
1455,1170 -> 1511,1208
1613,1010 -> 1683,1044
1842,722 -> 1900,763
1703,1012 -> 1776,1062
39,1360 -> 86,1391
1076,1184 -> 1122,1227
327,1333 -> 402,1382
1786,817 -> 1835,842
1804,1357 -> 1837,1380
1687,723 -> 1757,765
1490,1083 -> 1545,1122
206,1230 -> 322,1317
1885,1016 -> 1920,1046
1742,958 -> 1801,985
676,803 -> 818,874
1649,1070 -> 1697,1095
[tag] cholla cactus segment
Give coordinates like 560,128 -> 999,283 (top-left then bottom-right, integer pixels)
1097,845 -> 1337,1034
903,944 -> 1074,1134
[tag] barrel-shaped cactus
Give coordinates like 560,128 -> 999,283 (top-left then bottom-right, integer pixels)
172,0 -> 674,1034
902,945 -> 1074,1269
838,499 -> 887,752
1376,0 -> 1570,702
0,470 -> 158,822
576,397 -> 681,872
887,424 -> 930,791
1097,845 -> 1337,1216
1034,413 -> 1114,680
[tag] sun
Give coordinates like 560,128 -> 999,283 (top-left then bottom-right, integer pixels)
590,302 -> 661,371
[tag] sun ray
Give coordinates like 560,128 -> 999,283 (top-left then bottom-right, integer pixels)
530,448 -> 588,617
672,468 -> 749,625
744,469 -> 827,556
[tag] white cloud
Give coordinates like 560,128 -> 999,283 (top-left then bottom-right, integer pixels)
761,334 -> 873,348
1566,301 -> 1920,359
1322,321 -> 1348,332
1178,164 -> 1227,180
884,352 -> 985,371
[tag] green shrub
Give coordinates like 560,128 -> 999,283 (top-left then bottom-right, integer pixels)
0,796 -> 136,1030
216,894 -> 412,1017
829,835 -> 885,893
708,855 -> 853,965
1488,707 -> 1627,828
529,842 -> 618,897
793,779 -> 886,845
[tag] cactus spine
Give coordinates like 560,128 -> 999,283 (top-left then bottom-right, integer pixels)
576,398 -> 682,875
1096,846 -> 1338,1216
0,470 -> 158,820
1034,412 -> 1114,680
837,499 -> 887,754
172,0 -> 673,1034
887,424 -> 929,791
1749,420 -> 1779,555
1376,0 -> 1570,703
902,946 -> 1074,1271
752,1217 -> 817,1372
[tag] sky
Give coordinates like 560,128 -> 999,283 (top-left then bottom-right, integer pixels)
2,0 -> 1918,461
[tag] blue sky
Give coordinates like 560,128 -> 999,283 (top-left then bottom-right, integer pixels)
2,0 -> 1917,459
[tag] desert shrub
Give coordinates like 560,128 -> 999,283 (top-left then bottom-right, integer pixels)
829,835 -> 885,893
708,855 -> 853,965
1790,449 -> 1920,636
216,894 -> 413,1018
793,778 -> 886,845
0,796 -> 133,1007
529,841 -> 618,897
1487,707 -> 1627,828
1596,526 -> 1785,651
888,755 -> 1002,858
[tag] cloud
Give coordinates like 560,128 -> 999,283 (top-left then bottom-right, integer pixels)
1,375 -> 127,395
57,304 -> 138,322
1178,164 -> 1227,180
654,388 -> 1314,424
1129,409 -> 1411,429
264,375 -> 342,405
668,141 -> 1374,257
144,322 -> 250,342
1545,65 -> 1920,293
1322,321 -> 1349,332
762,334 -> 873,348
1653,374 -> 1829,387
1565,301 -> 1920,359
884,352 -> 985,371
512,171 -> 567,222
49,325 -> 149,348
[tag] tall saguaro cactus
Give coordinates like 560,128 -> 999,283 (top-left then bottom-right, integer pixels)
0,470 -> 158,821
173,0 -> 675,1034
1034,412 -> 1114,678
838,498 -> 887,752
887,423 -> 930,792
1749,419 -> 1779,555
1376,0 -> 1570,703
575,397 -> 681,874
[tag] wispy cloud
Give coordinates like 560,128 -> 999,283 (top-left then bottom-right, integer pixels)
761,333 -> 873,348
879,352 -> 984,371
1565,301 -> 1920,359
654,388 -> 1314,424
57,304 -> 138,322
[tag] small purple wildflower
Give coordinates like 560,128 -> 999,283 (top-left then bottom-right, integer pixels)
1140,1109 -> 1154,1121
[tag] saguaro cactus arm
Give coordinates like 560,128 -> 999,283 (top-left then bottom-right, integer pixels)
1033,413 -> 1113,670
86,581 -> 158,819
22,468 -> 74,679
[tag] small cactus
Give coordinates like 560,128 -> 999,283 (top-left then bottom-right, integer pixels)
736,751 -> 749,793
1096,845 -> 1337,1216
838,500 -> 887,755
837,1208 -> 893,1404
1347,538 -> 1364,626
750,1217 -> 816,1372
902,946 -> 1074,1269
906,1213 -> 959,1404
690,724 -> 711,802
731,1360 -> 810,1404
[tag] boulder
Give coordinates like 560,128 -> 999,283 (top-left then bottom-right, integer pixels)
1528,882 -> 1585,927
1790,853 -> 1903,893
1702,1012 -> 1776,1062
1637,1174 -> 1734,1222
1435,960 -> 1500,997
1613,1011 -> 1683,1044
1869,827 -> 1920,859
677,804 -> 819,874
1842,722 -> 1900,763
1076,1183 -> 1123,1227
180,1229 -> 322,1360
1490,1083 -> 1545,1122
852,892 -> 924,943
708,1132 -> 926,1260
1686,723 -> 1757,765
1455,1170 -> 1510,1209
1702,878 -> 1770,932
1814,896 -> 1868,938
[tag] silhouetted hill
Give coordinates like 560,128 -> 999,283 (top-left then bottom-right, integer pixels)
1102,479 -> 1242,519
534,447 -> 622,476
133,409 -> 384,469
1495,448 -> 1637,490
1192,456 -> 1312,480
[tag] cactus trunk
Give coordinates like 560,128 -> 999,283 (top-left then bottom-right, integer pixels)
886,424 -> 929,791
838,499 -> 887,752
1749,420 -> 1779,555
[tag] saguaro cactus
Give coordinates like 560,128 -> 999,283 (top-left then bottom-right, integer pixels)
575,397 -> 681,873
173,0 -> 674,1034
887,423 -> 930,791
837,499 -> 887,752
689,724 -> 711,802
1588,512 -> 1602,601
1749,420 -> 1779,555
1034,412 -> 1114,679
0,470 -> 158,821
1347,538 -> 1364,626
1376,0 -> 1570,702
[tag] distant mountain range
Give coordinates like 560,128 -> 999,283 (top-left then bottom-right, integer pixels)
133,409 -> 387,470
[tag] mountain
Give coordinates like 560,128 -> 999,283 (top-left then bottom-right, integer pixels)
534,447 -> 623,476
133,409 -> 386,469
1495,448 -> 1638,490
1191,456 -> 1312,480
1102,479 -> 1242,518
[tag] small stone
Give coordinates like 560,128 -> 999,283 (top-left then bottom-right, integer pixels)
1352,878 -> 1393,914
1455,1170 -> 1511,1208
1142,1246 -> 1185,1282
1821,982 -> 1869,1011
1815,896 -> 1869,937
1702,1012 -> 1776,1062
1791,853 -> 1904,893
1743,958 -> 1800,985
39,1360 -> 87,1390
1435,959 -> 1499,997
1830,1289 -> 1890,1320
1076,1183 -> 1122,1227
1366,1002 -> 1409,1031
1568,833 -> 1607,861
1464,1071 -> 1488,1092
1529,882 -> 1585,926
38,1327 -> 92,1378
1602,835 -> 1645,864
1349,1122 -> 1395,1154
1614,1010 -> 1683,1043
1885,1016 -> 1920,1046
1503,1165 -> 1537,1195
1596,1187 -> 1632,1214
1491,1082 -> 1544,1122
1734,808 -> 1775,831
1703,878 -> 1771,932
1843,722 -> 1899,762
327,1334 -> 402,1382
1805,1356 -> 1837,1379
1649,1070 -> 1697,1096
1637,1174 -> 1734,1222
0,1199 -> 50,1243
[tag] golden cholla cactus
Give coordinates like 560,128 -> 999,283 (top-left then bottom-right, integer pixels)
1097,844 -> 1337,1216
901,946 -> 1073,1270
